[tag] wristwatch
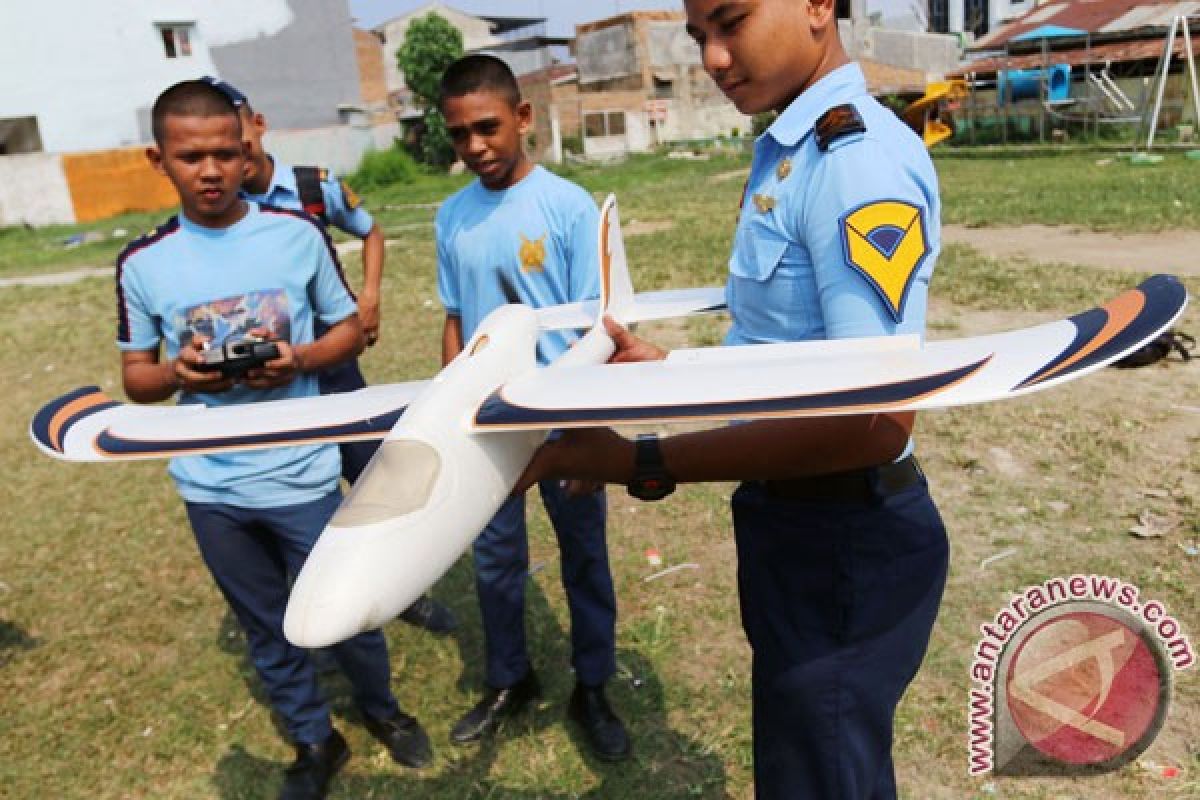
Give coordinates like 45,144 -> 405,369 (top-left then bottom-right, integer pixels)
627,433 -> 676,501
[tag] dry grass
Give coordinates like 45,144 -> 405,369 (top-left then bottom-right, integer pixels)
1,151 -> 1197,798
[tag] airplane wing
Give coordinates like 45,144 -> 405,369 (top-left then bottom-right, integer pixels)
535,287 -> 727,331
472,274 -> 1187,430
31,380 -> 429,462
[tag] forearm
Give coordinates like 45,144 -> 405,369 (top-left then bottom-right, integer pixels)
361,224 -> 384,300
659,413 -> 914,482
441,315 -> 463,366
294,314 -> 365,373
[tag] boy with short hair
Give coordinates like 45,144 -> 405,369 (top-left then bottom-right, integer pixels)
434,54 -> 630,762
517,0 -> 948,796
200,75 -> 456,636
119,79 -> 431,800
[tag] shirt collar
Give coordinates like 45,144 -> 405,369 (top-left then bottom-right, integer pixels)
765,62 -> 867,148
262,156 -> 298,201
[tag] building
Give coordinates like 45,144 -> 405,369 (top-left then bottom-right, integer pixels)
571,11 -> 751,158
0,0 -> 364,155
0,0 -> 395,225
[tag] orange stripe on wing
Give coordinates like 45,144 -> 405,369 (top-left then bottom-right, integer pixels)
49,390 -> 113,452
1024,288 -> 1146,387
599,204 -> 612,311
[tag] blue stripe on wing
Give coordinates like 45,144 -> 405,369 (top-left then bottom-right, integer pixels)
474,356 -> 991,428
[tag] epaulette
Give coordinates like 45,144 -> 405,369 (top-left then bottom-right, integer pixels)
815,104 -> 866,152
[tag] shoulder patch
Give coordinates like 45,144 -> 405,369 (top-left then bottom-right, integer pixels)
339,179 -> 361,210
839,199 -> 929,322
815,104 -> 866,152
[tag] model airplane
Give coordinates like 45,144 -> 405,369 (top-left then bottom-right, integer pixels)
31,195 -> 1188,648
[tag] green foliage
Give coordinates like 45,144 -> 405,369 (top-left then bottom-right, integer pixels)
561,134 -> 583,155
348,145 -> 421,191
751,112 -> 776,136
396,13 -> 464,108
396,13 -> 463,167
419,108 -> 456,168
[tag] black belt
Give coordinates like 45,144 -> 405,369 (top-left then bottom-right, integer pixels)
761,456 -> 923,502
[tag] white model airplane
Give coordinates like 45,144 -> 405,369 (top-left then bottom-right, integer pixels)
31,196 -> 1188,649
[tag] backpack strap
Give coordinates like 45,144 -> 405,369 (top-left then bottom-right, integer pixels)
292,165 -> 329,225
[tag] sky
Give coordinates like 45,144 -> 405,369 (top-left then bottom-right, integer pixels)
348,0 -> 685,36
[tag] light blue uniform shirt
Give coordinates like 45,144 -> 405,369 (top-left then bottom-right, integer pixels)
726,62 -> 940,347
243,157 -> 375,238
116,202 -> 358,508
436,166 -> 600,365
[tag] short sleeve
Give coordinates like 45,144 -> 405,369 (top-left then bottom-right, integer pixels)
308,226 -> 358,326
323,176 -> 375,238
434,210 -> 460,316
800,136 -> 934,339
116,258 -> 161,351
566,193 -> 601,302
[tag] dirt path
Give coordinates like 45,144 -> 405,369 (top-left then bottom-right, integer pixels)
5,225 -> 1199,289
943,224 -> 1200,276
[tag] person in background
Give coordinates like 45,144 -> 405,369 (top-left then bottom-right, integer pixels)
435,55 -> 630,762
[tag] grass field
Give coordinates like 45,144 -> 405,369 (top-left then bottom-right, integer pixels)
1,148 -> 1197,799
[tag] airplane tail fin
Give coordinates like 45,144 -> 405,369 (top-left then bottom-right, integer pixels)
598,194 -> 636,323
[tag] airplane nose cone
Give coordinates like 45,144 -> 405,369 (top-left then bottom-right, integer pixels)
283,533 -> 386,648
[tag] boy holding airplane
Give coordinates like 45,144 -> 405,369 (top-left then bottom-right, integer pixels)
434,54 -> 630,762
516,0 -> 947,796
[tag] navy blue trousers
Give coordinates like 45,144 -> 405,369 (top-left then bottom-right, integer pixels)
473,481 -> 617,688
731,477 -> 948,800
185,490 -> 399,745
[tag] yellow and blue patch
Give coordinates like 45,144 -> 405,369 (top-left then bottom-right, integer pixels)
840,199 -> 929,322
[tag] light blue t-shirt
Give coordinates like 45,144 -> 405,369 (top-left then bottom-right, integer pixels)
726,62 -> 940,347
116,202 -> 359,508
243,157 -> 375,238
435,165 -> 599,365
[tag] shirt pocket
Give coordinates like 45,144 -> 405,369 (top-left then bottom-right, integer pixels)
730,216 -> 789,283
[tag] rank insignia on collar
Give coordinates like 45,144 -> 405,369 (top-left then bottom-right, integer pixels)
776,158 -> 792,181
840,199 -> 929,321
752,193 -> 776,213
815,104 -> 866,151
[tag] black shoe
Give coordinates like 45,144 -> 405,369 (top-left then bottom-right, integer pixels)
279,728 -> 349,800
362,709 -> 432,768
450,670 -> 540,744
568,682 -> 631,762
397,595 -> 458,635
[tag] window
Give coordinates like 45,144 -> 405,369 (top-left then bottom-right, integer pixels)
583,110 -> 628,138
158,23 -> 195,58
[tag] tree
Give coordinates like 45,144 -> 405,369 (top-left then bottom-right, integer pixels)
397,13 -> 464,167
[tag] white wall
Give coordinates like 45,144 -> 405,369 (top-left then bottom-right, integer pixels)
264,121 -> 400,176
0,154 -> 75,226
0,1 -> 294,153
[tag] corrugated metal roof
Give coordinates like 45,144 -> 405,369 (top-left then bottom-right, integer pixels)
953,33 -> 1198,74
974,0 -> 1195,50
1102,1 -> 1200,31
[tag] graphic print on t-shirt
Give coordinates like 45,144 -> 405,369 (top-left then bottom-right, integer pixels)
176,289 -> 291,348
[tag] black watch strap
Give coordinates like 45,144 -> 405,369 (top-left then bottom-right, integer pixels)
627,433 -> 676,501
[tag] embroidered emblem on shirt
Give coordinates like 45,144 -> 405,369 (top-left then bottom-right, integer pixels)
815,104 -> 867,151
840,200 -> 929,321
518,233 -> 547,272
752,193 -> 776,213
776,158 -> 792,181
339,179 -> 361,210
